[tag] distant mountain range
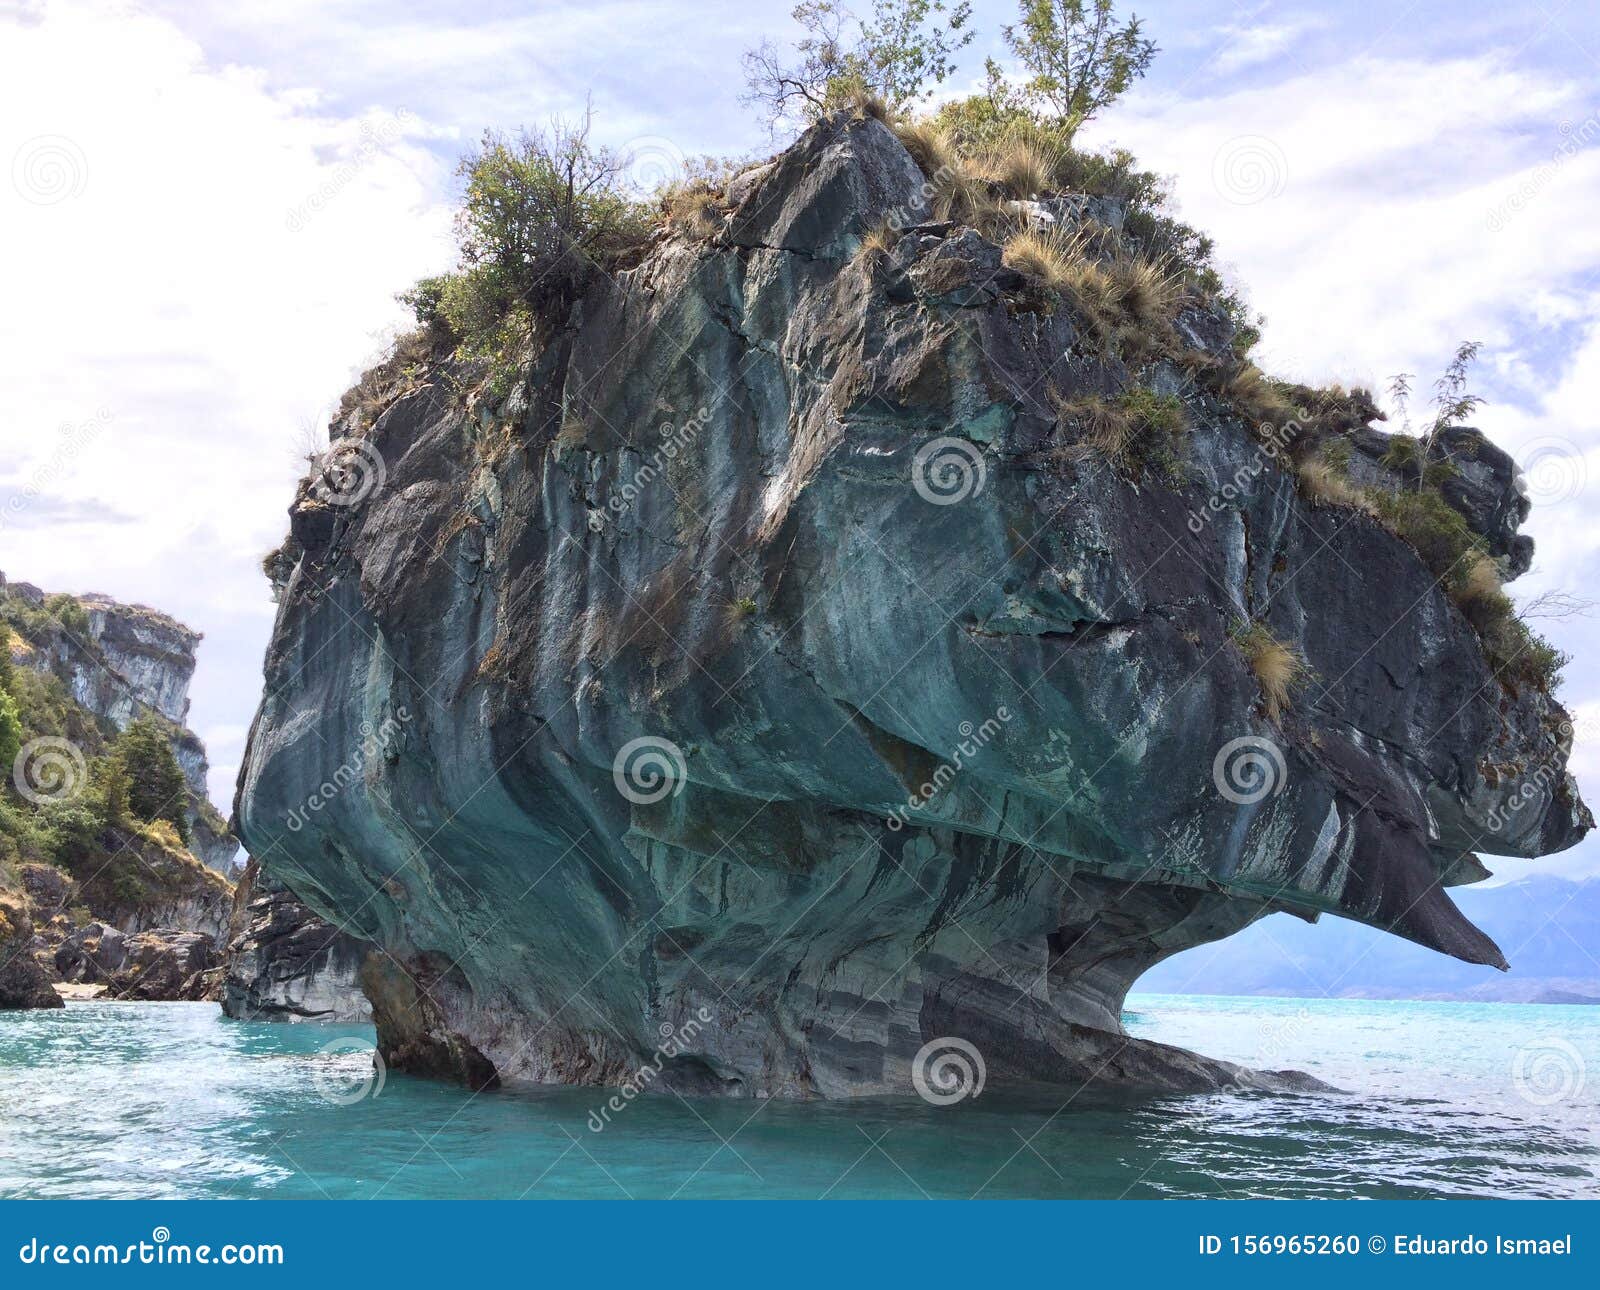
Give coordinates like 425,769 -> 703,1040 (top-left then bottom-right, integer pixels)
1137,875 -> 1600,1003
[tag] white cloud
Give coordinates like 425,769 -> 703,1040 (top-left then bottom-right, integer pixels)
0,0 -> 454,803
1209,16 -> 1329,76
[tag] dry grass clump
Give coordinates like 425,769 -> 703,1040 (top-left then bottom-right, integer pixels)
894,119 -> 959,178
555,414 -> 589,457
665,184 -> 721,238
1052,386 -> 1186,478
1234,621 -> 1308,720
1109,251 -> 1184,328
1004,228 -> 1181,344
1053,396 -> 1133,467
975,130 -> 1061,199
854,220 -> 898,266
1295,454 -> 1375,514
1220,362 -> 1303,441
892,120 -> 1002,228
722,595 -> 759,636
836,83 -> 890,123
1450,553 -> 1513,633
1002,228 -> 1094,292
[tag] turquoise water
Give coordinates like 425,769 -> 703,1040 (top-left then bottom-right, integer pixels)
1,995 -> 1595,1199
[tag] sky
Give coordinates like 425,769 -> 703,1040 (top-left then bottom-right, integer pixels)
2,0 -> 1598,879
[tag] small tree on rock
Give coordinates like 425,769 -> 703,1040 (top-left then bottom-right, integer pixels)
1000,0 -> 1156,134
112,716 -> 189,844
743,0 -> 975,131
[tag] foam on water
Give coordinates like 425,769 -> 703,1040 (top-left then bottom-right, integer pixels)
0,995 -> 1595,1199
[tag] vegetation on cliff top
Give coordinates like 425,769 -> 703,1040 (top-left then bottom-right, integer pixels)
0,595 -> 208,908
364,1 -> 1566,700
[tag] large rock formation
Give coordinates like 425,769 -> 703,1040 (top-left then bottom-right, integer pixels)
236,115 -> 1589,1098
220,857 -> 372,1021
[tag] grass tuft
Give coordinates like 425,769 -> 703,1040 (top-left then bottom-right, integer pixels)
1234,622 -> 1308,720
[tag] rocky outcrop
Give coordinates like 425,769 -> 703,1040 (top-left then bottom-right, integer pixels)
52,921 -> 220,1001
18,851 -> 231,1002
220,857 -> 373,1021
0,895 -> 63,1010
237,115 -> 1588,1098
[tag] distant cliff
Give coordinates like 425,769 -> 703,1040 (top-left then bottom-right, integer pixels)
0,574 -> 235,1007
1,572 -> 234,869
238,113 -> 1587,1097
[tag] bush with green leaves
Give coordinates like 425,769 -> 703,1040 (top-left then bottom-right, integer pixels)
406,112 -> 652,369
0,689 -> 20,782
999,0 -> 1156,132
743,0 -> 975,129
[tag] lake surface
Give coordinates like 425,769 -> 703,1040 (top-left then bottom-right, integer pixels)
1,994 -> 1595,1199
